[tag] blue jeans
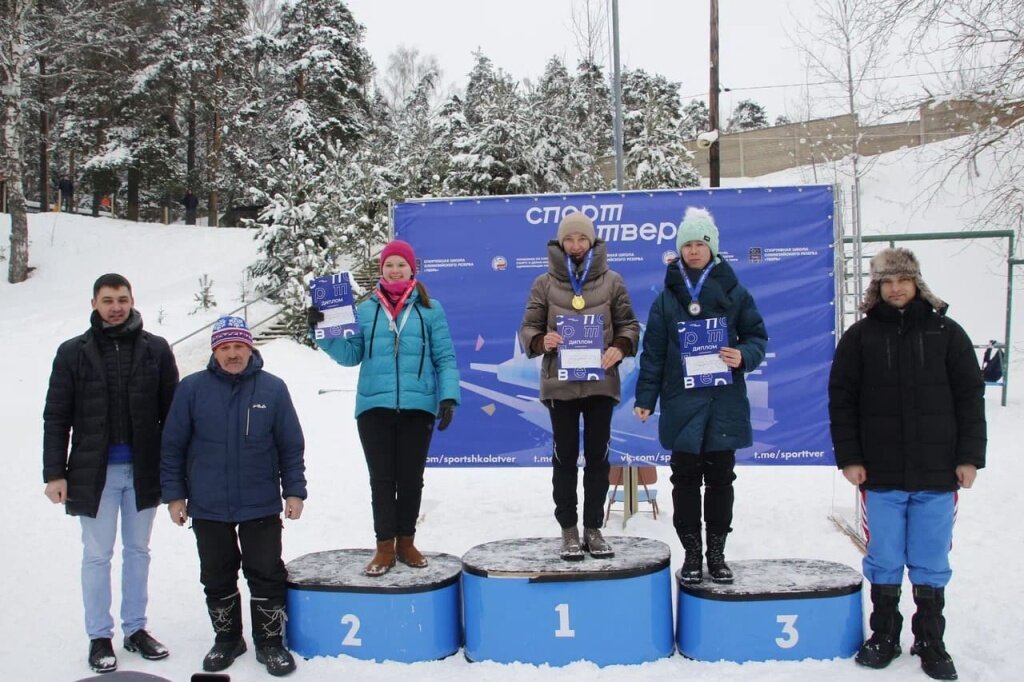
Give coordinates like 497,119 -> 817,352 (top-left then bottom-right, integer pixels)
79,463 -> 157,639
862,489 -> 956,588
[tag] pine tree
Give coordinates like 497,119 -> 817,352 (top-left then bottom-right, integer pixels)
528,56 -> 593,193
681,99 -> 710,138
621,69 -> 700,190
570,59 -> 613,190
727,99 -> 770,131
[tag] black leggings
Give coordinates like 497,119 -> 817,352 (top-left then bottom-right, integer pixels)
670,449 -> 736,535
356,408 -> 434,540
547,396 -> 614,529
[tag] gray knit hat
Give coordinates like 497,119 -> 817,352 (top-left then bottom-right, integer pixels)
676,207 -> 719,259
861,247 -> 945,312
556,212 -> 596,245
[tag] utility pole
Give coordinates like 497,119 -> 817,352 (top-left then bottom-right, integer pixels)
611,0 -> 624,190
708,0 -> 721,187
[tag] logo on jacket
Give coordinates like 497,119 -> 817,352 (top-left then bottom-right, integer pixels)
251,403 -> 267,409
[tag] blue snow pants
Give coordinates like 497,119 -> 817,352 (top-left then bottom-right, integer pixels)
862,489 -> 957,588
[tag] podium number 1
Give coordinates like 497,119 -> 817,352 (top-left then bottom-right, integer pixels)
554,603 -> 576,638
341,614 -> 363,646
775,614 -> 799,649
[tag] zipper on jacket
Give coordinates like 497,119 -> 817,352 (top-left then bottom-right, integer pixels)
885,335 -> 892,371
114,339 -> 126,443
917,331 -> 925,367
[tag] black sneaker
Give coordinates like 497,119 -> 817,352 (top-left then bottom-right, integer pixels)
856,633 -> 902,668
124,628 -> 169,660
88,638 -> 117,673
256,643 -> 297,677
203,638 -> 247,672
911,639 -> 958,680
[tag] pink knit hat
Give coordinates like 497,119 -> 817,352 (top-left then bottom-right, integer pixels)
380,239 -> 417,275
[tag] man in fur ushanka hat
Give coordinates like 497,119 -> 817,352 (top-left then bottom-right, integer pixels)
829,247 -> 986,680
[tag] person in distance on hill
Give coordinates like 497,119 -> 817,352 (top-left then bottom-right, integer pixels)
161,316 -> 306,676
519,211 -> 640,561
43,273 -> 179,674
634,208 -> 767,585
829,248 -> 985,680
310,239 -> 461,577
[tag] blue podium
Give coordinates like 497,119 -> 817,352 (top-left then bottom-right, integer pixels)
462,537 -> 674,666
286,549 -> 462,662
677,558 -> 863,662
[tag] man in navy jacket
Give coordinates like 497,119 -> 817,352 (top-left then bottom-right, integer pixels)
162,316 -> 306,677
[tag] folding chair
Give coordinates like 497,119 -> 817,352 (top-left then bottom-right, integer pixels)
604,465 -> 659,526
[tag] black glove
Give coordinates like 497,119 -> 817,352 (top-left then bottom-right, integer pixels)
437,399 -> 456,431
306,305 -> 324,330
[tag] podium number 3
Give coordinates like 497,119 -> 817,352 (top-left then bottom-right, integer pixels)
554,603 -> 576,638
341,614 -> 362,646
775,614 -> 799,649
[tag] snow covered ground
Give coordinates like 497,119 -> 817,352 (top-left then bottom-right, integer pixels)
2,139 -> 1021,681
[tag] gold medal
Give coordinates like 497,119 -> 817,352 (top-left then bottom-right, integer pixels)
571,295 -> 585,310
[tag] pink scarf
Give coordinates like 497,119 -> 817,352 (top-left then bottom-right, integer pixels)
376,279 -> 416,319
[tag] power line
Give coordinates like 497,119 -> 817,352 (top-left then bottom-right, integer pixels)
680,65 -> 1002,101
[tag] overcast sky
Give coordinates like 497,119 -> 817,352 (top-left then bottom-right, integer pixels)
344,0 -> 869,122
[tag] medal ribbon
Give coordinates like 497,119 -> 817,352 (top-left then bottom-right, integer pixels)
678,261 -> 715,308
566,249 -> 594,299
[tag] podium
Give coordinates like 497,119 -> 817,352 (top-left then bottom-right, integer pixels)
462,536 -> 674,666
285,549 -> 462,662
677,558 -> 863,662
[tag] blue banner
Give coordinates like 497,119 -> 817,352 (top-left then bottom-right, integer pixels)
395,186 -> 836,466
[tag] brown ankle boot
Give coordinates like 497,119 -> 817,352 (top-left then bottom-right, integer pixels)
396,535 -> 428,568
364,539 -> 396,576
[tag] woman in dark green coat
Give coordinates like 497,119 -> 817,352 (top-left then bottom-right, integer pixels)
634,208 -> 767,585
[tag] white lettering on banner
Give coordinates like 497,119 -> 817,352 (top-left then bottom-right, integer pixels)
597,220 -> 680,245
620,223 -> 638,240
524,203 -> 623,224
597,223 -> 619,241
658,221 -> 678,244
638,223 -> 658,241
752,450 -> 827,461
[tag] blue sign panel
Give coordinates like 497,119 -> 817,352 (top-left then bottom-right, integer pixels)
395,186 -> 836,466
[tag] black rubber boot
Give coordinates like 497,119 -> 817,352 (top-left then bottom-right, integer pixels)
910,585 -> 957,680
252,597 -> 296,676
679,532 -> 703,584
855,583 -> 903,669
705,532 -> 733,584
203,592 -> 247,672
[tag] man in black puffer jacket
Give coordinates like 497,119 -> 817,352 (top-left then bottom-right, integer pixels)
43,273 -> 179,674
829,248 -> 986,681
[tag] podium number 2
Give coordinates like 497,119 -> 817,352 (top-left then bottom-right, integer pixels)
341,614 -> 362,647
775,614 -> 799,649
554,603 -> 576,638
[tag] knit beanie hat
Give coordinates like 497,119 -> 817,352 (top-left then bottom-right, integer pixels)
860,247 -> 945,312
380,239 -> 417,275
556,212 -> 596,245
211,315 -> 253,350
676,207 -> 720,259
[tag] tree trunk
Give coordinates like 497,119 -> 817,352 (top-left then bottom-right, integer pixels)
38,53 -> 49,209
127,166 -> 139,221
6,186 -> 29,283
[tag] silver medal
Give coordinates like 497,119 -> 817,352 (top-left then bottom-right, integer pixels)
688,301 -> 702,316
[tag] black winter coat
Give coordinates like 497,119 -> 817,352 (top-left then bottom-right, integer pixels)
828,297 -> 986,491
43,313 -> 179,517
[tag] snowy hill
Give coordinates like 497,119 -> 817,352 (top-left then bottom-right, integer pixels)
1,139 -> 1021,681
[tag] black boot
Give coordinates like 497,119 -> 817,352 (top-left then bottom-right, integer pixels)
678,532 -> 703,584
252,597 -> 296,677
705,532 -> 733,584
910,585 -> 957,680
855,583 -> 903,668
88,637 -> 117,673
203,592 -> 247,672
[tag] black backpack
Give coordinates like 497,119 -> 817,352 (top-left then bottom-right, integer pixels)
982,344 -> 1004,383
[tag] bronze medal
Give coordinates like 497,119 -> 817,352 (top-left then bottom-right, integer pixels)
572,295 -> 586,310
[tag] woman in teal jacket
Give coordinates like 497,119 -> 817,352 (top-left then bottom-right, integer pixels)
314,240 -> 461,576
634,208 -> 767,586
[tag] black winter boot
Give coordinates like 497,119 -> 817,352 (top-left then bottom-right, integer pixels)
855,583 -> 903,668
679,532 -> 703,584
705,532 -> 733,584
910,585 -> 957,680
252,597 -> 296,677
88,637 -> 117,673
203,592 -> 247,672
